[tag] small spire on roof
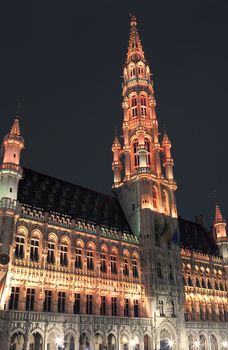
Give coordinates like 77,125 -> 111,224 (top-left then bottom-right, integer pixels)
10,118 -> 21,136
215,205 -> 224,223
162,131 -> 171,145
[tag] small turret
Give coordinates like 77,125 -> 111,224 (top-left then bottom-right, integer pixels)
213,204 -> 228,258
162,132 -> 174,181
0,116 -> 24,264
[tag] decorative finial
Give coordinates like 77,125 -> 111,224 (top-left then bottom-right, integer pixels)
16,101 -> 21,118
130,14 -> 137,27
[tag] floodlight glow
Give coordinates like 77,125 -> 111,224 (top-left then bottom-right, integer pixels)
194,340 -> 200,348
56,337 -> 64,347
222,341 -> 228,348
131,339 -> 137,347
168,339 -> 174,347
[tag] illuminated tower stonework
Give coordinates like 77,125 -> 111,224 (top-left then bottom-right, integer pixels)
112,16 -> 186,349
0,117 -> 24,262
214,205 -> 228,259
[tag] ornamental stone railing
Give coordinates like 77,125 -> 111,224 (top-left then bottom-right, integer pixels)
0,310 -> 152,327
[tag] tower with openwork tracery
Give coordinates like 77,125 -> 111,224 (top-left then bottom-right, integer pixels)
112,15 -> 177,236
112,16 -> 187,349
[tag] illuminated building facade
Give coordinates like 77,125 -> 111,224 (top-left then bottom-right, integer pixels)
0,15 -> 227,350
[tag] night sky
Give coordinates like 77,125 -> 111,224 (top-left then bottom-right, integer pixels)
0,0 -> 228,226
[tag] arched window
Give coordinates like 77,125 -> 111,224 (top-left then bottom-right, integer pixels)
75,247 -> 83,269
133,141 -> 139,167
131,96 -> 138,117
30,238 -> 39,262
60,243 -> 68,266
144,139 -> 151,165
15,236 -> 25,259
130,66 -> 136,78
152,187 -> 158,209
132,255 -> 139,278
138,66 -> 144,76
110,254 -> 117,274
140,95 -> 147,116
201,278 -> 206,289
187,276 -> 192,286
87,250 -> 94,270
195,277 -> 200,288
47,241 -> 55,264
100,252 -> 107,273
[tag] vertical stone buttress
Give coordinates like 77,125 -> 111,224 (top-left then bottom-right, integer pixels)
112,16 -> 186,349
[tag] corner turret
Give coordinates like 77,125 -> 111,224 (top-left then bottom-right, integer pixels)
213,205 -> 228,258
0,116 -> 24,264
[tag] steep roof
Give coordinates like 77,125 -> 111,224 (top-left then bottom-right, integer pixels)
18,168 -> 132,234
178,217 -> 218,256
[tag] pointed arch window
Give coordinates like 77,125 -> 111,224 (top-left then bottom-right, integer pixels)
130,66 -> 136,78
132,256 -> 139,278
144,139 -> 151,165
140,95 -> 147,116
75,248 -> 83,269
123,256 -> 129,276
47,242 -> 55,264
133,141 -> 139,167
87,251 -> 94,270
152,187 -> 158,209
15,236 -> 25,259
60,244 -> 68,266
131,96 -> 138,117
30,239 -> 39,262
138,66 -> 144,76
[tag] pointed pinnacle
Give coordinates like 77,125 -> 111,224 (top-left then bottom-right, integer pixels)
215,205 -> 223,222
10,118 -> 21,136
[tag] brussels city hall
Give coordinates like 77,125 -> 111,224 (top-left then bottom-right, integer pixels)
0,16 -> 227,350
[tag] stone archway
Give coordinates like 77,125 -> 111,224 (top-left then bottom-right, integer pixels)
108,334 -> 117,350
29,332 -> 43,350
144,335 -> 152,350
10,332 -> 25,350
94,334 -> 103,350
160,329 -> 174,350
210,335 -> 218,350
132,336 -> 140,350
199,334 -> 207,350
64,333 -> 76,350
120,335 -> 129,350
47,331 -> 63,350
79,333 -> 90,350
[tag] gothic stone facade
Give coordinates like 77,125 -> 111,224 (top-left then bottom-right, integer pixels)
0,16 -> 227,350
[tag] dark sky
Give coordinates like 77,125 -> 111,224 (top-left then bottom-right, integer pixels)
0,0 -> 228,226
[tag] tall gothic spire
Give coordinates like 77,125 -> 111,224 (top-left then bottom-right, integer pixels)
112,16 -> 177,220
215,205 -> 224,223
126,15 -> 145,64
